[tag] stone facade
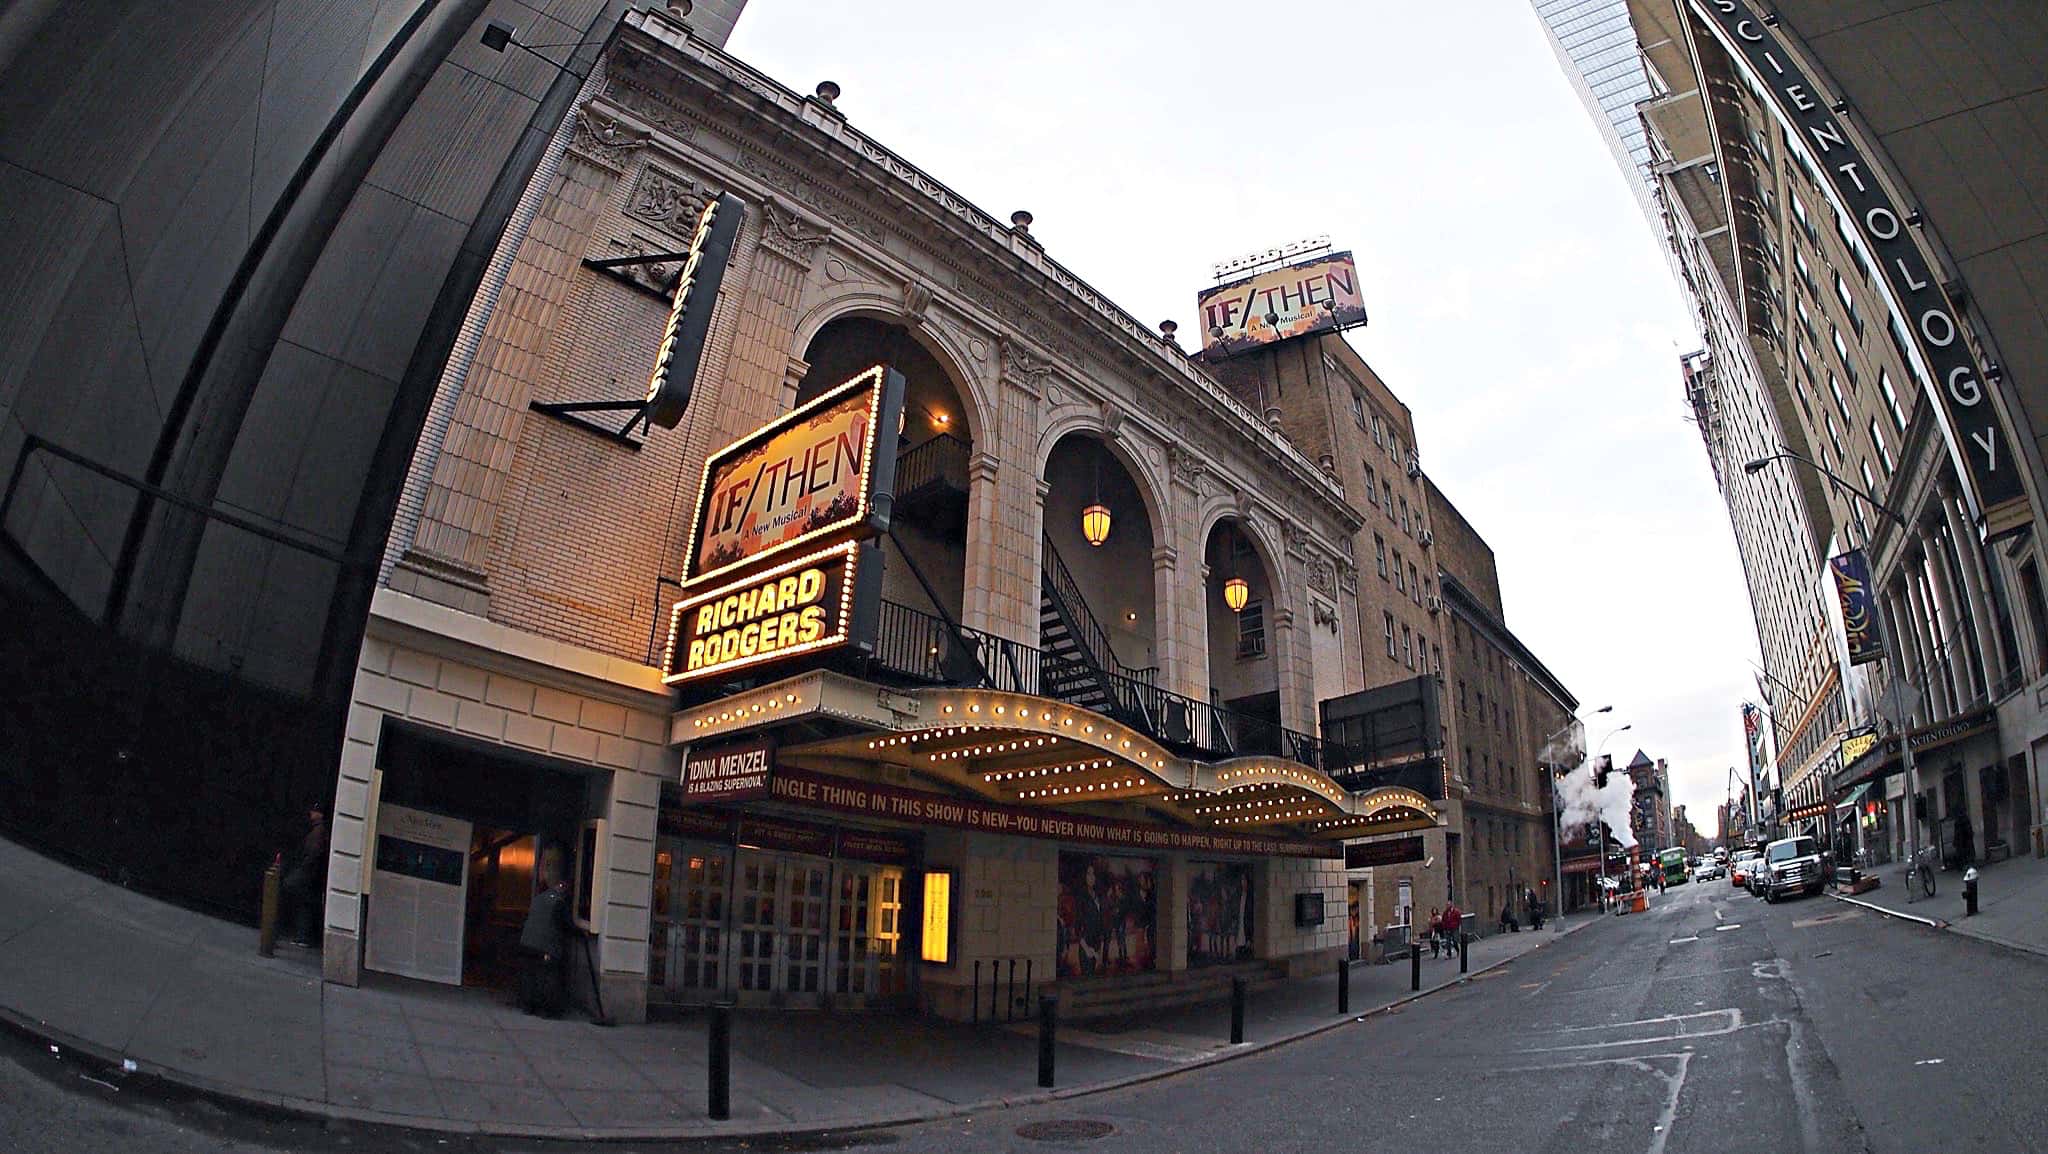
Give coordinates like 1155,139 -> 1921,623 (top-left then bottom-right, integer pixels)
321,9 -> 1389,1020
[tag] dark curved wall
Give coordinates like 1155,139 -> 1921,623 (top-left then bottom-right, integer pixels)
1777,2 -> 2048,499
0,0 -> 628,918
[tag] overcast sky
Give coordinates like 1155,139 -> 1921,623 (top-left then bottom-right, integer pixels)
729,0 -> 1764,829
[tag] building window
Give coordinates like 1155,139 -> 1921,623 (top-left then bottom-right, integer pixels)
1383,480 -> 1394,516
1350,391 -> 1366,425
1826,371 -> 1848,419
1383,612 -> 1396,658
1399,496 -> 1411,535
1366,463 -> 1378,504
1870,420 -> 1894,476
1433,642 -> 1442,674
1373,413 -> 1384,446
1879,369 -> 1907,431
1410,562 -> 1421,605
1459,681 -> 1468,712
1401,624 -> 1413,668
1375,534 -> 1388,578
1832,326 -> 1858,385
1394,552 -> 1406,592
1237,599 -> 1266,658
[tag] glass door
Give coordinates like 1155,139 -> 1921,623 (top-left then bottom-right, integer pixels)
783,860 -> 829,998
732,854 -> 782,1000
649,841 -> 729,1004
831,865 -> 906,1005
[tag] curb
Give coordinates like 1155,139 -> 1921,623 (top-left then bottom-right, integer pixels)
1830,890 -> 2048,961
1830,890 -> 1948,930
2,919 -> 1598,1143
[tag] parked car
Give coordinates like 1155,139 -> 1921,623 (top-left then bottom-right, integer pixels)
1730,852 -> 1761,888
1760,835 -> 1827,902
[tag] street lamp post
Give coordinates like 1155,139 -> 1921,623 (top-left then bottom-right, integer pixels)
1745,450 -> 1927,898
1541,706 -> 1611,930
1593,725 -> 1632,910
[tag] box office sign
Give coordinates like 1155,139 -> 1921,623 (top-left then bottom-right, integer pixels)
769,767 -> 1342,859
681,736 -> 775,803
662,540 -> 880,684
684,365 -> 906,588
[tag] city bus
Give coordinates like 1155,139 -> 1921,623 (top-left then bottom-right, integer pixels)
1658,847 -> 1689,885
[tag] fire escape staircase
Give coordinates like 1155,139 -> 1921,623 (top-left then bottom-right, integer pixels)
1039,533 -> 1156,733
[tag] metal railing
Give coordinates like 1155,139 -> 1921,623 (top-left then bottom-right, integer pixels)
892,433 -> 970,503
866,599 -> 1426,790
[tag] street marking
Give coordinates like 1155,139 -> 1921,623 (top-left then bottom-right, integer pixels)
1916,1058 -> 1945,1066
1007,1025 -> 1227,1063
1792,910 -> 1859,928
1715,923 -> 1742,932
1669,936 -> 1699,944
1519,1008 -> 1743,1053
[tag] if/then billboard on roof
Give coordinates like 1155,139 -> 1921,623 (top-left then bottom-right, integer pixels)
1197,250 -> 1367,357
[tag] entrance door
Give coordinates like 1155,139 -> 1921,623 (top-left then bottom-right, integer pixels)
831,865 -> 906,1005
729,851 -> 833,1005
649,842 -> 728,1004
732,854 -> 783,999
783,859 -> 829,998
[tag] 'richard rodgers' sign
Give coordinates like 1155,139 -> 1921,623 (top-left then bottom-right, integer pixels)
662,542 -> 867,684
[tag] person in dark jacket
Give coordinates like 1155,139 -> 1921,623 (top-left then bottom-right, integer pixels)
519,849 -> 572,1017
1952,812 -> 1975,869
281,805 -> 329,948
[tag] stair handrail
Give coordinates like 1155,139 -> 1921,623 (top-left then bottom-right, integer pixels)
1039,533 -> 1157,730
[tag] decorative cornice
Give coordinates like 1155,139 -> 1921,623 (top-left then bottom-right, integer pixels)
567,103 -> 651,173
757,196 -> 832,263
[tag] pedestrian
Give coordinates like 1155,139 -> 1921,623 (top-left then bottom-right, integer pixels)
1952,812 -> 1974,869
1426,906 -> 1443,958
1440,901 -> 1462,956
1498,899 -> 1518,934
280,804 -> 329,949
518,847 -> 572,1017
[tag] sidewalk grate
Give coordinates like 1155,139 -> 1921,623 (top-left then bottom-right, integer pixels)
1017,1120 -> 1116,1141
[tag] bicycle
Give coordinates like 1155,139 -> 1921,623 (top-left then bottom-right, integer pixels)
1903,845 -> 1938,902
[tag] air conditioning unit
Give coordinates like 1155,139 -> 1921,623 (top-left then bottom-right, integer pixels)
1419,528 -> 1434,547
1427,594 -> 1442,615
1406,457 -> 1422,479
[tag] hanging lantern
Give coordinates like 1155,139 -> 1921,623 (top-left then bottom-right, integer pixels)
1223,576 -> 1250,613
1081,503 -> 1113,547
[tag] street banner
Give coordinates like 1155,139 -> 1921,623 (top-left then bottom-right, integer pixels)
1828,549 -> 1885,666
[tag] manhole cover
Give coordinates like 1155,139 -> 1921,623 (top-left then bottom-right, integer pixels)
1016,1119 -> 1116,1141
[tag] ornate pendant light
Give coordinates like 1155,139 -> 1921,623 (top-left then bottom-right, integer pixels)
1081,451 -> 1111,546
1223,576 -> 1250,613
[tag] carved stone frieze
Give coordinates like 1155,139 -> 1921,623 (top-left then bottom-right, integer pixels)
737,151 -> 884,241
625,165 -> 699,234
602,76 -> 701,144
1000,336 -> 1055,398
758,197 -> 831,263
599,234 -> 684,295
901,279 -> 933,324
1167,445 -> 1207,489
568,104 -> 651,173
1312,597 -> 1340,633
1308,556 -> 1336,596
1336,559 -> 1359,594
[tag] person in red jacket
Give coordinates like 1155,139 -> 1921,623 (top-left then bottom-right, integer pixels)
1439,901 -> 1463,956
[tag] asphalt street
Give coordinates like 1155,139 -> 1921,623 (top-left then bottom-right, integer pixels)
5,877 -> 2046,1153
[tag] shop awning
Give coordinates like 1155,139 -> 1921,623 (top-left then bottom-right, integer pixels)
1834,782 -> 1870,810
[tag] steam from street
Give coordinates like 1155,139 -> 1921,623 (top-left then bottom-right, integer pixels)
1554,755 -> 1638,849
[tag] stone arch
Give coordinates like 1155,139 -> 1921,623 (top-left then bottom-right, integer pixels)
789,289 -> 992,448
1036,410 -> 1172,540
1196,502 -> 1291,615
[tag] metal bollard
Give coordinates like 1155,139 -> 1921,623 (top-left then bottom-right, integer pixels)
1459,932 -> 1469,974
1037,995 -> 1058,1088
1964,867 -> 1979,917
1337,957 -> 1350,1015
708,1004 -> 732,1120
1230,976 -> 1246,1044
1410,942 -> 1421,992
258,860 -> 281,958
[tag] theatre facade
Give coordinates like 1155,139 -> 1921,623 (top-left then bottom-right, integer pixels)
315,8 -> 1437,1023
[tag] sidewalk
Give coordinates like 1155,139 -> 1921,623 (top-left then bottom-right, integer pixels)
1833,845 -> 2048,957
0,834 -> 1592,1140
